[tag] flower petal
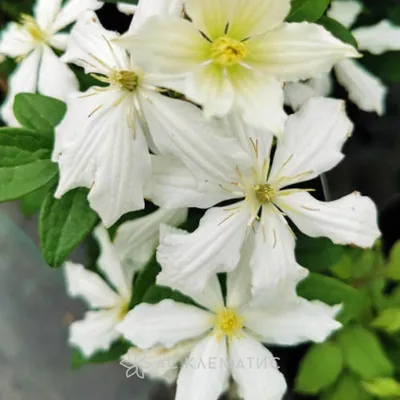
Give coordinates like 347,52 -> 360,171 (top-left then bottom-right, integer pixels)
229,333 -> 287,400
117,3 -> 137,15
0,22 -> 35,58
247,22 -> 359,82
353,20 -> 400,55
118,299 -> 214,349
157,204 -> 250,293
242,298 -> 341,345
69,309 -> 121,357
114,207 -> 188,272
276,192 -> 381,248
64,262 -> 121,308
335,59 -> 387,115
327,0 -> 362,29
48,32 -> 69,51
34,0 -> 62,31
269,97 -> 353,187
38,45 -> 78,101
176,335 -> 229,400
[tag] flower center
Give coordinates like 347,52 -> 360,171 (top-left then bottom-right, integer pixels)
118,301 -> 130,321
211,36 -> 248,67
20,14 -> 47,43
111,70 -> 139,91
215,308 -> 243,339
254,183 -> 277,204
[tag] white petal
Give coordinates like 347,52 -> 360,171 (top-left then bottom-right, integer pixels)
0,22 -> 35,58
242,298 -> 341,345
157,204 -> 250,293
0,48 -> 41,126
69,309 -> 121,357
48,32 -> 69,51
269,97 -> 353,187
51,0 -> 103,33
117,3 -> 137,15
114,207 -> 188,272
250,208 -> 308,306
335,59 -> 387,115
229,333 -> 287,400
118,300 -> 214,349
247,22 -> 359,82
62,11 -> 129,75
353,20 -> 400,55
34,0 -> 62,31
277,191 -> 381,248
176,335 -> 229,400
64,262 -> 121,308
53,90 -> 151,228
93,226 -> 132,299
327,0 -> 362,29
38,45 -> 78,100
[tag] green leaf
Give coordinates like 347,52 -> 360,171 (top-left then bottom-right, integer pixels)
142,285 -> 197,307
20,178 -> 56,217
13,93 -> 66,137
318,16 -> 358,48
297,273 -> 367,323
371,308 -> 400,334
296,342 -> 344,394
363,377 -> 400,398
322,374 -> 373,400
361,52 -> 400,84
0,128 -> 57,201
287,0 -> 331,22
336,325 -> 394,380
39,188 -> 99,267
386,241 -> 400,280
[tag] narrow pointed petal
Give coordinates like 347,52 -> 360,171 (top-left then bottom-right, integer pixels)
327,0 -> 362,29
38,45 -> 78,100
118,300 -> 214,349
335,60 -> 387,115
64,262 -> 121,308
0,22 -> 35,58
114,207 -> 188,272
269,98 -> 353,187
34,0 -> 62,31
69,309 -> 121,357
157,204 -> 250,293
353,20 -> 400,55
242,298 -> 341,345
230,333 -> 287,400
48,32 -> 69,51
176,335 -> 229,400
247,22 -> 359,82
277,192 -> 381,248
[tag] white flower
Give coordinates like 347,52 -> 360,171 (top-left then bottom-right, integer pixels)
285,0 -> 400,115
118,252 -> 342,400
148,98 -> 381,299
0,0 -> 102,125
65,226 -> 133,358
117,0 -> 359,133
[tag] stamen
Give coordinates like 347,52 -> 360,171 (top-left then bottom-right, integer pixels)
20,14 -> 46,43
254,183 -> 277,204
215,308 -> 243,340
211,36 -> 248,67
111,70 -> 139,92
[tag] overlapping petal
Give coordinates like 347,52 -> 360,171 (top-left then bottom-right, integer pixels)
327,0 -> 363,29
0,22 -> 35,58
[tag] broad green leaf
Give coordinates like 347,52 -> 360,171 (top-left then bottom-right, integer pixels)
361,52 -> 400,84
371,308 -> 400,334
13,93 -> 66,137
386,241 -> 400,280
39,188 -> 99,267
336,325 -> 394,380
297,273 -> 367,323
0,128 -> 57,201
318,16 -> 358,48
287,0 -> 331,22
322,374 -> 373,400
296,342 -> 344,394
142,285 -> 197,307
20,178 -> 56,217
363,377 -> 400,397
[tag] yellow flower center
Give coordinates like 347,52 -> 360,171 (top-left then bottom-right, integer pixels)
111,70 -> 139,91
211,36 -> 248,67
20,14 -> 47,43
215,308 -> 243,339
254,183 -> 277,204
118,301 -> 130,321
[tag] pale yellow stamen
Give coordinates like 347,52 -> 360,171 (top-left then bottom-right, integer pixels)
118,301 -> 130,321
20,14 -> 47,43
211,36 -> 248,67
254,183 -> 277,204
111,70 -> 139,91
215,308 -> 243,340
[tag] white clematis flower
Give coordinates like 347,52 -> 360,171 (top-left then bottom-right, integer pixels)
65,226 -> 133,358
118,252 -> 342,400
285,0 -> 400,115
149,98 -> 381,297
0,0 -> 102,125
117,0 -> 359,133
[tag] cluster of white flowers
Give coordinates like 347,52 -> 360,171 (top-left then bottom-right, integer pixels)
0,0 -> 387,398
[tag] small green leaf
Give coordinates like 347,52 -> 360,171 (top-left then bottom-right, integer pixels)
13,93 -> 67,137
0,128 -> 57,201
20,178 -> 56,217
371,308 -> 400,334
322,374 -> 373,400
386,241 -> 400,280
287,0 -> 331,22
142,285 -> 197,307
296,342 -> 344,394
336,325 -> 394,380
39,188 -> 99,267
363,377 -> 400,398
318,16 -> 358,48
